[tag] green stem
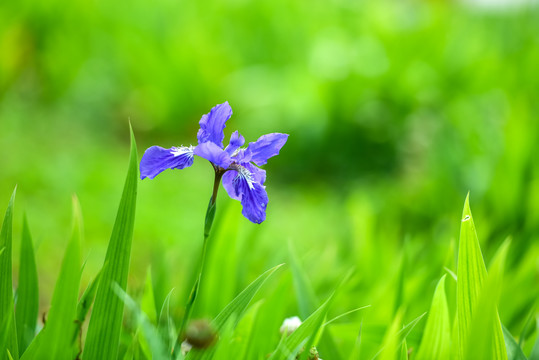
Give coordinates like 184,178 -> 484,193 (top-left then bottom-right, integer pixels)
174,171 -> 223,356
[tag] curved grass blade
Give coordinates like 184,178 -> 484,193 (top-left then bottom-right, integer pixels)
15,215 -> 38,356
416,275 -> 451,360
502,325 -> 527,360
373,312 -> 426,360
83,127 -> 138,359
72,268 -> 102,355
158,289 -> 176,355
0,188 -> 19,360
378,310 -> 403,360
288,241 -> 341,358
530,333 -> 539,360
112,284 -> 169,360
186,263 -> 284,360
21,195 -> 82,360
399,339 -> 408,360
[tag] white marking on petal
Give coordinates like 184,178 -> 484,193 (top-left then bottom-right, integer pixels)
235,165 -> 255,190
171,145 -> 194,157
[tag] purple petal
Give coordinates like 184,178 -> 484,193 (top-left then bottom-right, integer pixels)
222,170 -> 240,200
245,163 -> 266,185
194,142 -> 232,169
245,133 -> 289,166
225,131 -> 245,156
223,164 -> 265,201
232,166 -> 268,224
140,145 -> 194,180
196,102 -> 233,148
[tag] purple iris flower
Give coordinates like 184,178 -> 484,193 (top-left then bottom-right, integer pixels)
140,101 -> 288,224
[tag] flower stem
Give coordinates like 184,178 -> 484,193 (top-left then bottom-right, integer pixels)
174,170 -> 223,355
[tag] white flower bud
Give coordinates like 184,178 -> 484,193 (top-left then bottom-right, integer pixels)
279,316 -> 302,335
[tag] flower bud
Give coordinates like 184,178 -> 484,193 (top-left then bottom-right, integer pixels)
185,319 -> 218,349
279,316 -> 302,335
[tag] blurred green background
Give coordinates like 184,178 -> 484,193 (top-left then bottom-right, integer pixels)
1,0 -> 538,356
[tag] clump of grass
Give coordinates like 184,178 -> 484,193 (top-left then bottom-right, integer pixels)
1,131 -> 537,360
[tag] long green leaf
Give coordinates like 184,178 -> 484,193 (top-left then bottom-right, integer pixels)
83,126 -> 138,359
288,241 -> 342,358
186,263 -> 284,360
457,194 -> 507,360
502,325 -> 527,360
158,289 -> 176,355
0,188 -> 19,360
416,275 -> 451,360
373,312 -> 426,360
530,333 -> 539,360
73,268 -> 102,356
464,239 -> 509,360
457,194 -> 487,357
21,196 -> 83,360
15,214 -> 39,355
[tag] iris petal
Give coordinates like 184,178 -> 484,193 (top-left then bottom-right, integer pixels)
245,133 -> 289,165
245,163 -> 266,185
196,102 -> 232,148
140,145 -> 194,180
225,130 -> 245,156
222,170 -> 240,200
194,142 -> 232,169
232,167 -> 268,224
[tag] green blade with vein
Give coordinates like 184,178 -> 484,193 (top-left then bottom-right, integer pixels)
502,325 -> 527,360
83,126 -> 138,359
0,188 -> 19,360
21,195 -> 83,360
416,275 -> 451,360
15,215 -> 39,355
464,240 -> 509,360
457,194 -> 507,360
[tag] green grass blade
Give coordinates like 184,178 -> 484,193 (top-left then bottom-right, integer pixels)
399,339 -> 408,360
138,268 -> 158,359
0,188 -> 19,360
21,195 -> 83,360
0,310 -> 14,360
15,215 -> 38,355
141,268 -> 157,324
76,269 -> 102,329
502,325 -> 527,360
374,312 -> 426,360
186,263 -> 284,360
288,242 -> 342,359
73,268 -> 102,355
464,240 -> 509,360
288,241 -> 318,319
457,194 -> 488,357
416,275 -> 451,360
530,333 -> 539,360
158,289 -> 176,355
112,284 -> 169,360
83,126 -> 138,359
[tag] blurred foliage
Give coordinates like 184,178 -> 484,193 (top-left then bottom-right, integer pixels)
1,0 -> 538,356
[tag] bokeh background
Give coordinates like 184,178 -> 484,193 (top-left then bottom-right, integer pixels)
1,0 -> 538,356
